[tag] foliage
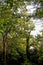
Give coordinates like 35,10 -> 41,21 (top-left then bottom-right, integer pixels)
0,0 -> 43,65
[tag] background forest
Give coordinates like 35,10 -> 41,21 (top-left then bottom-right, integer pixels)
0,0 -> 43,65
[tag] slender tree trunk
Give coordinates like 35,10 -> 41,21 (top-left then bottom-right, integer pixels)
3,34 -> 7,65
25,36 -> 30,65
2,26 -> 11,65
26,32 -> 30,60
26,36 -> 29,59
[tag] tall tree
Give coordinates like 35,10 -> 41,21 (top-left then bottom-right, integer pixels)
0,0 -> 43,65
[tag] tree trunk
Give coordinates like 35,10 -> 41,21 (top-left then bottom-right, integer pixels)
26,32 -> 30,60
26,36 -> 29,59
3,34 -> 7,65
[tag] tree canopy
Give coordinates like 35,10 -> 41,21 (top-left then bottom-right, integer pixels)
0,0 -> 43,65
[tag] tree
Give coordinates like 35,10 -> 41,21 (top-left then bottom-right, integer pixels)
0,1 -> 35,65
0,0 -> 43,65
0,1 -> 20,65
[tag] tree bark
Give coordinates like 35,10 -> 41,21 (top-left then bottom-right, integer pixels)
26,32 -> 30,59
26,36 -> 29,59
2,25 -> 11,65
3,34 -> 7,65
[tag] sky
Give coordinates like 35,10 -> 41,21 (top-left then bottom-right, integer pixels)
31,18 -> 43,36
26,3 -> 43,36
